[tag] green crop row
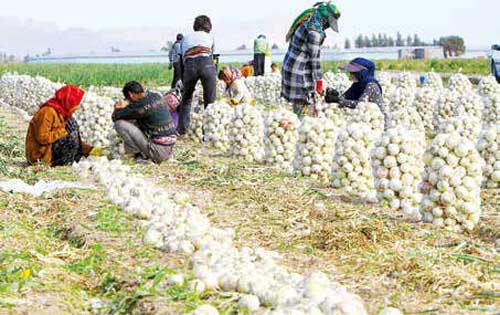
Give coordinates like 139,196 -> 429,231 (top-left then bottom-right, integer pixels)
323,58 -> 491,75
0,58 -> 490,88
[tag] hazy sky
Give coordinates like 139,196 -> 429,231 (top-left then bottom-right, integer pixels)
0,0 -> 498,54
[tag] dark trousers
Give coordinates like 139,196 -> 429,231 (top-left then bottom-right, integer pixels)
493,61 -> 500,83
171,62 -> 183,88
52,118 -> 84,167
177,56 -> 216,134
253,53 -> 266,76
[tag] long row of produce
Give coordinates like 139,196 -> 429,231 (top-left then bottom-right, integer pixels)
0,71 -> 498,233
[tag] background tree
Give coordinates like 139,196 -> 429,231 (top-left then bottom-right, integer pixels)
363,36 -> 372,48
378,33 -> 385,47
371,34 -> 378,47
355,34 -> 364,48
406,35 -> 413,47
382,34 -> 389,47
413,34 -> 422,46
396,32 -> 405,46
439,36 -> 466,58
388,36 -> 395,47
344,38 -> 352,49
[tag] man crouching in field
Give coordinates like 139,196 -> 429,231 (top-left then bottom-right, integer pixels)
112,81 -> 177,163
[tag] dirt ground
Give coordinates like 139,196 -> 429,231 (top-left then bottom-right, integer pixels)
0,107 -> 498,315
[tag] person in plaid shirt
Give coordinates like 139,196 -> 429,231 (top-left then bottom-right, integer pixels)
281,2 -> 341,118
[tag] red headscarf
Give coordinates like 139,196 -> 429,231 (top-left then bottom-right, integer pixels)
41,85 -> 85,120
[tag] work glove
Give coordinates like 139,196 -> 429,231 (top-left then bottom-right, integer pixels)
325,88 -> 340,104
315,80 -> 324,95
90,147 -> 103,157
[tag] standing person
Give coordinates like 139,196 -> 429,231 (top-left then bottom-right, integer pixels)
281,2 -> 341,118
112,81 -> 177,164
325,57 -> 388,127
253,35 -> 270,76
26,85 -> 93,166
177,15 -> 216,135
218,66 -> 254,106
169,33 -> 184,88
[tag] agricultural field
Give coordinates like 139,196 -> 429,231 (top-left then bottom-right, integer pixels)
0,58 -> 490,89
0,66 -> 498,315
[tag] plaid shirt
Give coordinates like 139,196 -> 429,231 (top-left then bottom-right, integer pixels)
281,24 -> 324,105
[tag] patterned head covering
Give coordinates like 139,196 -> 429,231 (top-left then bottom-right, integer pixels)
220,66 -> 242,87
286,2 -> 340,42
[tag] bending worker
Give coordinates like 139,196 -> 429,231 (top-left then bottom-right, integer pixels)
325,57 -> 388,126
113,81 -> 177,164
218,65 -> 254,106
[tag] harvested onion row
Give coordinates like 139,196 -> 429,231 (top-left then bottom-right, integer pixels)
387,86 -> 415,114
204,101 -> 233,152
294,117 -> 337,183
437,115 -> 481,143
264,109 -> 300,172
332,123 -> 376,200
447,73 -> 473,94
75,157 -> 367,315
423,72 -> 444,91
387,107 -> 425,134
415,87 -> 439,133
433,89 -> 460,130
188,111 -> 204,143
477,124 -> 499,189
323,72 -> 351,95
229,104 -> 265,162
344,102 -> 385,135
372,128 -> 425,219
316,101 -> 346,130
455,92 -> 483,120
482,92 -> 500,127
420,133 -> 483,232
75,92 -> 115,148
477,76 -> 499,98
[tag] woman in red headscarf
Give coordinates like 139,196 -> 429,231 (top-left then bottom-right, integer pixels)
26,85 -> 93,166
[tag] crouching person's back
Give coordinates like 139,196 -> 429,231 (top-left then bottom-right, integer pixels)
112,81 -> 177,164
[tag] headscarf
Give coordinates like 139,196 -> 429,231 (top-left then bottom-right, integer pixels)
286,2 -> 340,42
343,58 -> 382,101
40,85 -> 85,120
305,8 -> 329,39
220,66 -> 242,88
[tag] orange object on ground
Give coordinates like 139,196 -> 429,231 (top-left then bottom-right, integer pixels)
240,65 -> 254,78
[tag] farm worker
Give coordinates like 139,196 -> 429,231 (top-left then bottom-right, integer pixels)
253,35 -> 271,76
112,81 -> 177,164
325,57 -> 388,127
240,62 -> 254,78
169,33 -> 184,88
271,63 -> 280,74
177,15 -> 217,135
218,65 -> 254,106
281,2 -> 341,118
26,85 -> 94,166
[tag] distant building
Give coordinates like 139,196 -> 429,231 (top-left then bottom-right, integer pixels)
398,46 -> 444,60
